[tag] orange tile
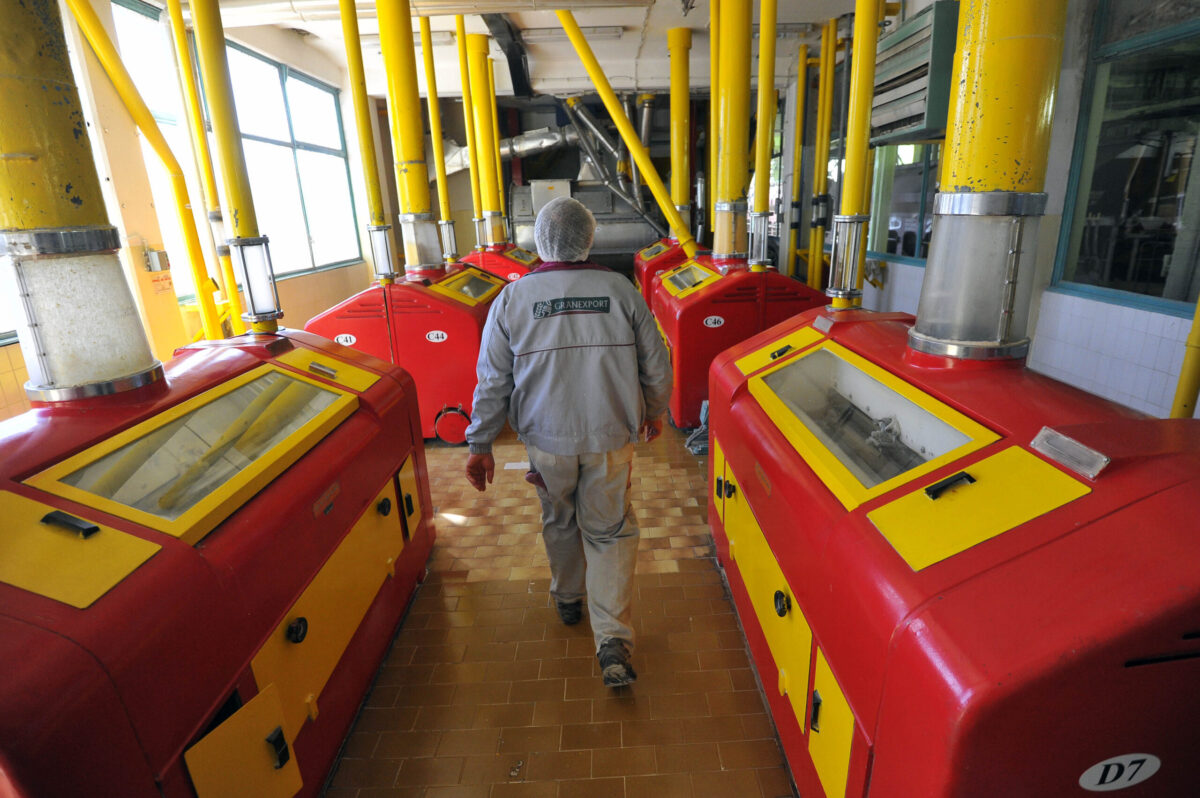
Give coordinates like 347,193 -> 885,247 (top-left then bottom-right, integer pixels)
717,740 -> 785,770
620,720 -> 685,748
690,769 -> 765,798
394,756 -> 464,787
553,777 -> 626,798
509,679 -> 567,703
531,699 -> 592,727
375,730 -> 441,759
437,728 -> 502,757
498,725 -> 562,754
655,743 -> 720,774
525,750 -> 591,781
560,722 -> 622,750
489,782 -> 558,798
332,758 -> 402,788
625,773 -> 692,798
756,766 -> 796,798
592,745 -> 656,778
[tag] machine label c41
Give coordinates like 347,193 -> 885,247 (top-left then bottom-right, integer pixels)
1078,754 -> 1161,791
426,330 -> 449,343
334,334 -> 356,346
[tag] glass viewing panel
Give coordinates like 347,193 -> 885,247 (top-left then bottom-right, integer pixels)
452,273 -> 501,300
60,372 -> 339,522
762,349 -> 971,489
666,264 -> 712,292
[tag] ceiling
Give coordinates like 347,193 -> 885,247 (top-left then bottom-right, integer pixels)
215,0 -> 855,100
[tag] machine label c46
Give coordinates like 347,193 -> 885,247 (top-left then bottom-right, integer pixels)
1078,754 -> 1161,791
426,330 -> 449,343
703,315 -> 725,328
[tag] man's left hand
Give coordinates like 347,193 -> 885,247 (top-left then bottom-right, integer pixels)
466,453 -> 495,492
640,416 -> 664,443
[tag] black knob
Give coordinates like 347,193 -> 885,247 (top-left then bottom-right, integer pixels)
377,497 -> 392,517
286,617 -> 308,644
774,590 -> 790,617
724,481 -> 736,498
715,477 -> 724,499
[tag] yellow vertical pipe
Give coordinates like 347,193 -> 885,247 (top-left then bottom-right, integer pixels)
65,0 -> 221,341
713,0 -> 751,263
467,34 -> 504,245
786,46 -> 809,277
941,0 -> 1068,192
1172,305 -> 1200,418
708,0 -> 720,233
840,0 -> 879,216
668,28 -> 692,218
377,0 -> 433,216
807,19 -> 837,289
752,0 -> 778,216
488,58 -> 506,221
456,15 -> 483,246
855,146 -> 875,292
420,17 -> 454,230
556,11 -> 697,259
341,0 -> 386,227
165,0 -> 244,333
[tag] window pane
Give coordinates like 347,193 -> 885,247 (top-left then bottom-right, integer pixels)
286,77 -> 342,150
243,139 -> 314,274
296,150 -> 359,266
1104,0 -> 1200,45
139,124 -> 204,300
227,46 -> 290,141
877,144 -> 939,257
1064,37 -> 1200,301
112,2 -> 183,124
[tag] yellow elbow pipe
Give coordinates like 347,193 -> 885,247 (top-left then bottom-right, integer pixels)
752,0 -> 778,217
456,16 -> 484,246
708,0 -> 720,236
420,17 -> 454,231
342,0 -> 386,227
165,0 -> 244,333
467,34 -> 505,246
668,28 -> 692,216
488,57 -> 507,223
65,0 -> 221,341
556,10 -> 697,258
786,44 -> 809,278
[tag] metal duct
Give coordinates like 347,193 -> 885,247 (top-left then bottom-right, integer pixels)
442,126 -> 579,175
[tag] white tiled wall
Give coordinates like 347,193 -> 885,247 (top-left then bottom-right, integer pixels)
1028,290 -> 1196,418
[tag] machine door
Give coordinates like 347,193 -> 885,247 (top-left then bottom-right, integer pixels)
724,462 -> 815,734
395,455 -> 423,542
809,647 -> 855,798
711,436 -> 727,525
251,478 -> 404,738
183,683 -> 302,798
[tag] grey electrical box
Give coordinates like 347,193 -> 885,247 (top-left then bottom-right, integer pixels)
530,180 -> 571,215
145,249 -> 171,272
870,1 -> 959,145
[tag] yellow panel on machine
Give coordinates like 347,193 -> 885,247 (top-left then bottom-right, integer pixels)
868,445 -> 1091,571
659,260 -> 721,299
735,327 -> 825,376
0,490 -> 160,608
504,246 -> 540,266
275,349 -> 381,393
427,267 -> 507,307
27,364 -> 358,545
809,647 -> 854,798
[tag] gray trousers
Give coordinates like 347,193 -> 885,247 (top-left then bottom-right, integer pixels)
525,442 -> 640,653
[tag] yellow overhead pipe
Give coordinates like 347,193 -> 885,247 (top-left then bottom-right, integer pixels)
713,0 -> 751,266
708,0 -> 721,238
556,11 -> 697,258
806,18 -> 837,289
378,0 -> 432,216
668,28 -> 692,229
466,34 -> 505,246
749,0 -> 778,272
65,0 -> 221,341
488,57 -> 507,223
455,16 -> 484,250
785,45 -> 809,278
342,0 -> 386,226
165,0 -> 245,333
420,16 -> 457,263
191,0 -> 278,332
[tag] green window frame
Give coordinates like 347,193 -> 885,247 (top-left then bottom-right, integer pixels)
1051,0 -> 1200,318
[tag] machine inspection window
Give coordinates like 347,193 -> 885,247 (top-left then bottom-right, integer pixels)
1057,0 -> 1200,308
749,342 -> 998,508
665,263 -> 716,293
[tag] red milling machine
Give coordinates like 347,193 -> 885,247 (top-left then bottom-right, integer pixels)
707,1 -> 1200,796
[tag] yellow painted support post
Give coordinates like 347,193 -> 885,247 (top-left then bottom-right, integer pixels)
488,58 -> 507,224
806,19 -> 837,289
786,45 -> 809,278
1172,306 -> 1200,418
378,0 -> 443,278
668,28 -> 692,235
707,0 -> 721,241
420,16 -> 457,263
65,0 -> 221,340
343,0 -> 386,226
556,11 -> 697,259
467,34 -> 506,247
456,16 -> 484,250
748,0 -> 778,272
165,0 -> 245,333
713,0 -> 751,269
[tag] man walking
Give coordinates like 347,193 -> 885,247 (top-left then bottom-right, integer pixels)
464,196 -> 672,687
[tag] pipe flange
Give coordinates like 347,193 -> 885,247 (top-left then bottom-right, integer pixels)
26,361 -> 165,403
482,210 -> 505,219
715,201 -> 748,213
0,226 -> 121,257
397,213 -> 435,223
832,213 -> 870,224
907,329 -> 1031,360
368,223 -> 392,232
437,219 -> 455,227
229,235 -> 269,247
825,288 -> 863,300
933,191 -> 1047,217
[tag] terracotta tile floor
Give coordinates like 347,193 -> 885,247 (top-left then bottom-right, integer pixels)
324,426 -> 796,798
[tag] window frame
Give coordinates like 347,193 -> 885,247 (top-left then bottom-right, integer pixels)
1050,0 -> 1200,318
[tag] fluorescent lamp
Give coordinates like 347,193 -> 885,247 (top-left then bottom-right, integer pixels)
522,26 -> 623,42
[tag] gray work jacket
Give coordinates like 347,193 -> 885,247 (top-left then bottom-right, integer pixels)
465,261 -> 672,456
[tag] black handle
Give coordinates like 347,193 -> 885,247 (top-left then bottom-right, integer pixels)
770,344 -> 794,361
265,726 -> 290,770
376,497 -> 392,517
715,477 -> 724,499
724,480 -> 736,498
41,510 -> 99,539
811,690 -> 823,732
286,617 -> 308,644
404,493 -> 415,517
773,590 -> 791,617
924,471 -> 976,500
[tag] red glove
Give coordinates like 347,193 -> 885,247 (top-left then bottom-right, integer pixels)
465,453 -> 495,492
